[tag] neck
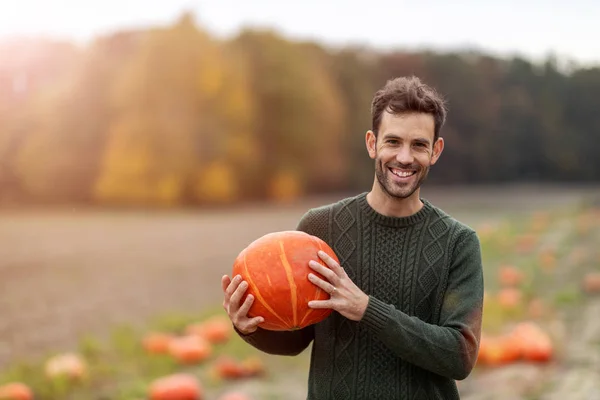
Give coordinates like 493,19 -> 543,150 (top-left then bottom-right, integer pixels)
366,181 -> 424,218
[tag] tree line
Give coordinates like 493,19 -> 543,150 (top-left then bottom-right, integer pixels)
0,12 -> 598,206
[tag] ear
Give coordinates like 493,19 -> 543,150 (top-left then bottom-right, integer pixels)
430,137 -> 444,165
366,130 -> 377,159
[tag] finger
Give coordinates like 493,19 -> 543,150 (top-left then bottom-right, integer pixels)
239,316 -> 264,333
225,274 -> 243,297
318,250 -> 344,273
237,292 -> 257,317
247,316 -> 264,327
221,275 -> 231,293
309,260 -> 338,282
230,280 -> 249,311
233,294 -> 264,331
308,299 -> 333,309
308,273 -> 337,295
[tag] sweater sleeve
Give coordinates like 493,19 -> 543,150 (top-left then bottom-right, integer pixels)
234,324 -> 315,356
360,229 -> 484,380
233,208 -> 327,355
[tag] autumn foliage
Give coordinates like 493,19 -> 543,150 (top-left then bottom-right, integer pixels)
2,12 -> 600,206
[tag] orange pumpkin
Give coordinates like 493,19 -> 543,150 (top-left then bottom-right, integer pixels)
497,287 -> 522,309
186,316 -> 232,344
510,322 -> 553,362
218,392 -> 252,400
0,382 -> 33,400
498,265 -> 524,287
232,231 -> 337,331
44,353 -> 87,380
143,332 -> 174,354
583,272 -> 600,294
168,336 -> 212,364
477,335 -> 520,366
527,298 -> 547,319
213,356 -> 246,380
476,334 -> 490,365
240,356 -> 266,377
149,373 -> 202,400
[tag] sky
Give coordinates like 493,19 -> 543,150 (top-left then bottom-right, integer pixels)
0,0 -> 598,66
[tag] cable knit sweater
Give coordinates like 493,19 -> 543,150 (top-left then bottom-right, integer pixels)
236,192 -> 484,399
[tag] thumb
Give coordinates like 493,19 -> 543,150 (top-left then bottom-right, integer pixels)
221,275 -> 231,292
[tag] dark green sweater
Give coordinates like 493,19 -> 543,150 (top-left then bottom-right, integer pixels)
237,193 -> 484,399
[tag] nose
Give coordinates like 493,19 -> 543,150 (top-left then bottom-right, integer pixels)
396,144 -> 414,165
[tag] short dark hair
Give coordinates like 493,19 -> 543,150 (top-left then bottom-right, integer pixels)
371,76 -> 447,141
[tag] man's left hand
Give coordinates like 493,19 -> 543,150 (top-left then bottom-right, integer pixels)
307,250 -> 369,321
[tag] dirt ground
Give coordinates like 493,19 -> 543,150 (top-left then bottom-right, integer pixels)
1,183 -> 599,397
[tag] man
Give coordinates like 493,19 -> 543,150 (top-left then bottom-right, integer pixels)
221,76 -> 484,399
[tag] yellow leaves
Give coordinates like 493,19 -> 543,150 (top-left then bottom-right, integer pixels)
193,161 -> 239,204
268,169 -> 304,203
198,58 -> 224,100
94,117 -> 185,206
156,175 -> 184,205
226,134 -> 259,165
95,173 -> 183,206
93,18 -> 258,206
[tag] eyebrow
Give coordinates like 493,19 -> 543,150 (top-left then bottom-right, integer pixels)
413,137 -> 431,145
383,134 -> 431,146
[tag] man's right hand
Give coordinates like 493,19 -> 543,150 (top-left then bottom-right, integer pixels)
221,274 -> 264,335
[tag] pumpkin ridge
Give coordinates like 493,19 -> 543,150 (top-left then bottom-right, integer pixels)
298,237 -> 327,326
278,240 -> 298,327
298,304 -> 315,327
243,251 -> 289,327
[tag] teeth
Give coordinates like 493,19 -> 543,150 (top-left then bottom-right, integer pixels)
391,168 -> 415,177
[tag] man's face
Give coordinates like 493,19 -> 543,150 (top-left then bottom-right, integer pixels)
366,111 -> 444,200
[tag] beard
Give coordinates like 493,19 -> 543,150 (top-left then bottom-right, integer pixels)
375,159 -> 430,200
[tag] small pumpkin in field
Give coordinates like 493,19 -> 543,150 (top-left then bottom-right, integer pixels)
476,334 -> 520,366
213,356 -> 246,380
143,332 -> 174,354
510,322 -> 553,362
44,352 -> 87,380
497,287 -> 522,309
527,298 -> 547,319
232,230 -> 338,331
240,356 -> 266,377
168,336 -> 212,364
0,382 -> 33,400
149,373 -> 202,400
186,316 -> 232,344
218,391 -> 253,400
583,272 -> 600,294
498,265 -> 524,287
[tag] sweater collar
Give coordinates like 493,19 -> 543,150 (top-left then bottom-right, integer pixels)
357,192 -> 433,227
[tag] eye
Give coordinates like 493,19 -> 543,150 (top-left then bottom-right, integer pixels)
386,139 -> 398,145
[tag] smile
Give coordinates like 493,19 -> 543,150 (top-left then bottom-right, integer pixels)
389,167 -> 416,178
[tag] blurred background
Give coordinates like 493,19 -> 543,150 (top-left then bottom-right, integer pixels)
0,1 -> 599,399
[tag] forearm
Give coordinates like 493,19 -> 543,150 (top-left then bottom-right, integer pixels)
361,296 -> 479,380
234,325 -> 315,356
360,230 -> 484,380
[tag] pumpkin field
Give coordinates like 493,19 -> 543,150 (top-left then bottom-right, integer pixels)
1,184 -> 600,400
